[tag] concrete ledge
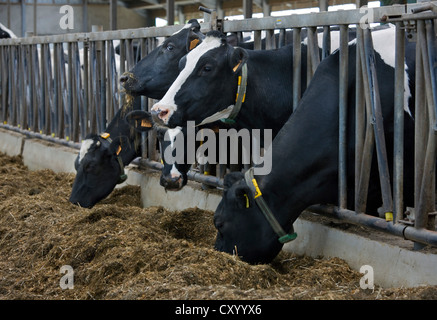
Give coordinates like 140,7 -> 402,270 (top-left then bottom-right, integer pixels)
0,128 -> 24,156
285,213 -> 437,288
22,138 -> 77,173
140,172 -> 222,212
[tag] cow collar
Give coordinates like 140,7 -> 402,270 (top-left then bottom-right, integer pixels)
244,167 -> 297,244
100,132 -> 128,184
221,62 -> 248,125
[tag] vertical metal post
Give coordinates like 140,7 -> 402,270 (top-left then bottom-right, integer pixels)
415,20 -> 436,244
355,26 -> 365,213
363,28 -> 393,219
110,0 -> 117,30
167,0 -> 175,26
394,22 -> 405,223
83,40 -> 90,136
292,27 -> 301,111
338,24 -> 349,209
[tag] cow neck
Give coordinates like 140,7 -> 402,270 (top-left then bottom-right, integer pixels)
100,110 -> 141,183
220,63 -> 248,125
244,167 -> 297,244
250,64 -> 341,233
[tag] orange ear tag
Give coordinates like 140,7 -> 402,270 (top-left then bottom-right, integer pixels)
141,119 -> 152,128
116,145 -> 122,155
189,39 -> 200,50
233,61 -> 242,72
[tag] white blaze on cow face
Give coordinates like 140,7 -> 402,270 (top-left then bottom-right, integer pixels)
151,36 -> 222,124
171,21 -> 194,36
79,139 -> 94,162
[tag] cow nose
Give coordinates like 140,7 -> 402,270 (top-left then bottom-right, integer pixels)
151,104 -> 171,123
119,74 -> 128,85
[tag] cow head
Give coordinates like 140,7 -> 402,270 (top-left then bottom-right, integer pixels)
69,134 -> 127,208
126,110 -> 190,190
213,172 -> 283,264
151,31 -> 249,128
119,19 -> 204,99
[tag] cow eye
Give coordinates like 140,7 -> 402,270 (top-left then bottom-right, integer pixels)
166,44 -> 175,51
200,64 -> 213,76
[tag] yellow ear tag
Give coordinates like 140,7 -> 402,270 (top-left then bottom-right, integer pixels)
141,119 -> 152,128
251,178 -> 262,198
233,61 -> 242,73
243,194 -> 250,208
189,39 -> 200,51
101,132 -> 110,139
116,145 -> 122,155
385,212 -> 393,222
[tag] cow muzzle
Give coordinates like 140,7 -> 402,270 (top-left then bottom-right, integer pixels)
151,103 -> 174,125
160,173 -> 184,191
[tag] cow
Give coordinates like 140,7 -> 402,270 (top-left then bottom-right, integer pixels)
150,30 -> 308,138
150,27 -> 384,135
69,100 -> 154,208
69,20 -> 208,207
213,25 -> 417,264
120,19 -> 204,99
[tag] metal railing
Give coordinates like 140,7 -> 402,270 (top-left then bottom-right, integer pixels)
1,3 -> 437,249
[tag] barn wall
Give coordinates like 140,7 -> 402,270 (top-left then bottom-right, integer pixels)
0,3 -> 148,36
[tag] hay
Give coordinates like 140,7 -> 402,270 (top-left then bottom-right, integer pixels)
0,152 -> 436,300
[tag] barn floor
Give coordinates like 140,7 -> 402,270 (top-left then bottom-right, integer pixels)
0,152 -> 436,300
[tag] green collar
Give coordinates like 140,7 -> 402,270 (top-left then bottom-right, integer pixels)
244,167 -> 297,244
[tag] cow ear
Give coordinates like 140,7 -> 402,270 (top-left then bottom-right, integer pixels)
229,47 -> 248,74
226,33 -> 239,47
187,29 -> 203,52
233,184 -> 252,209
224,171 -> 244,190
187,19 -> 201,33
125,110 -> 153,132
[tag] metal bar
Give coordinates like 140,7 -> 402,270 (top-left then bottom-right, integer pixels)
0,123 -> 81,149
140,159 -> 225,188
83,40 -> 90,137
415,19 -> 436,234
363,28 -> 393,218
338,24 -> 349,209
292,27 -> 301,111
393,22 -> 405,223
309,205 -> 437,248
355,26 -> 365,213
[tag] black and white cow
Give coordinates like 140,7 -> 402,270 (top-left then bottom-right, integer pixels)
150,30 -> 308,139
120,19 -> 204,99
69,21 -> 207,207
150,27 -> 384,136
69,103 -> 154,208
213,26 -> 417,264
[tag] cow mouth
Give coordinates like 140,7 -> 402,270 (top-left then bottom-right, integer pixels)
161,175 -> 184,191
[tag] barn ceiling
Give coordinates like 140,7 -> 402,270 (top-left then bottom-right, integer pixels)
119,0 -> 357,22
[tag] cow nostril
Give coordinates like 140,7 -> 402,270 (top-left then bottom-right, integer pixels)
159,110 -> 169,118
119,75 -> 128,84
